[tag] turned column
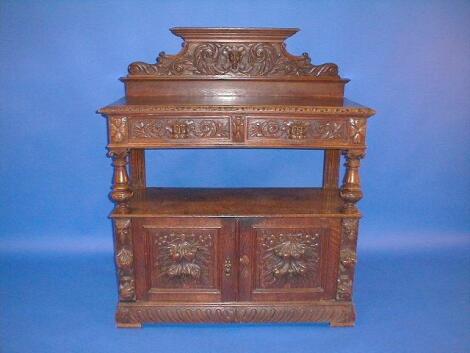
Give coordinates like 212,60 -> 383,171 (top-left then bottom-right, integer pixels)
108,148 -> 133,213
340,149 -> 366,213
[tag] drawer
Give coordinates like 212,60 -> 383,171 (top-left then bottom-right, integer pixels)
246,116 -> 366,146
128,116 -> 232,144
108,115 -> 366,147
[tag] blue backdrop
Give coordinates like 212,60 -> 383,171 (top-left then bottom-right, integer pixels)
0,1 -> 469,352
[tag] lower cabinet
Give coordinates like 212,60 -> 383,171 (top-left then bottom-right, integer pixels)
132,216 -> 340,303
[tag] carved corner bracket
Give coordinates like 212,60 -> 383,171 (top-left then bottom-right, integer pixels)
109,116 -> 129,144
336,218 -> 359,301
114,219 -> 136,301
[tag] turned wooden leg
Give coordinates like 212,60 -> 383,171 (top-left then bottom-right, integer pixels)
107,148 -> 133,213
340,149 -> 365,213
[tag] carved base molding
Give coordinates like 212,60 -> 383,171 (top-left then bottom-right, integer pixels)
116,301 -> 355,327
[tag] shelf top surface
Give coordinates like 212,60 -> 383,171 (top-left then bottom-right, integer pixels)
111,187 -> 354,218
99,96 -> 375,116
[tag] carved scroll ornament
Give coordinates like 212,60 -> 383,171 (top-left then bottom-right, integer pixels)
248,119 -> 346,141
131,118 -> 230,140
128,42 -> 339,78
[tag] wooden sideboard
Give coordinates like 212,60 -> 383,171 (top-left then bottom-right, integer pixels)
98,27 -> 375,328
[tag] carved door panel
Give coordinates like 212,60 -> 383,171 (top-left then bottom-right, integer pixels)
238,218 -> 341,302
133,218 -> 236,302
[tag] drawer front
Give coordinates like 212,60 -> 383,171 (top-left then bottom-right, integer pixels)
108,115 -> 366,147
239,217 -> 341,301
128,116 -> 232,144
132,218 -> 236,302
246,116 -> 366,146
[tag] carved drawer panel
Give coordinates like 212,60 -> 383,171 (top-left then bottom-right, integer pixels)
108,115 -> 366,146
246,117 -> 366,145
239,218 -> 341,301
128,116 -> 231,143
132,218 -> 236,302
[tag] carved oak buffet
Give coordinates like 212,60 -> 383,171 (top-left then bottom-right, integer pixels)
98,27 -> 375,328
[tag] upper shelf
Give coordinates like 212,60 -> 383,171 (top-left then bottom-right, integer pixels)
122,27 -> 348,99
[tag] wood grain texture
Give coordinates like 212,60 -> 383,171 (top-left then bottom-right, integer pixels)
129,149 -> 146,189
110,188 -> 354,218
323,150 -> 341,189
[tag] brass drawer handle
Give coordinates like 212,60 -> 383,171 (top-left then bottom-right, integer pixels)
224,258 -> 232,277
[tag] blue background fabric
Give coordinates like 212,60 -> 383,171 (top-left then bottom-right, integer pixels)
0,1 -> 468,352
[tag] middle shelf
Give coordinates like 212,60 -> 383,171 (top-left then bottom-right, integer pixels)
111,187 -> 351,218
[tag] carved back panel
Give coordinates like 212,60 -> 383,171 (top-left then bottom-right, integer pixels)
122,28 -> 348,98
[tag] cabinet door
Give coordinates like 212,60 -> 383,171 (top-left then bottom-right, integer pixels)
239,218 -> 340,301
133,218 -> 236,302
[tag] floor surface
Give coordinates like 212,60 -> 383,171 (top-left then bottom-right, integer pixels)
1,248 -> 469,353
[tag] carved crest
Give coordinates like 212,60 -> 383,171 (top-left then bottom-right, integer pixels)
128,28 -> 339,78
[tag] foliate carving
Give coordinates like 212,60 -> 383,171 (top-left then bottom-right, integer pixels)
115,219 -> 131,242
119,276 -> 135,300
116,303 -> 355,324
117,248 -> 133,268
336,218 -> 359,301
154,232 -> 214,287
128,42 -> 339,78
109,117 -> 128,143
114,219 -> 135,301
349,118 -> 366,144
130,118 -> 230,140
259,231 -> 320,288
248,119 -> 346,141
231,116 -> 246,142
342,218 -> 359,241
